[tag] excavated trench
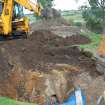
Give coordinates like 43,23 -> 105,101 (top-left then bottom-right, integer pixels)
0,29 -> 104,105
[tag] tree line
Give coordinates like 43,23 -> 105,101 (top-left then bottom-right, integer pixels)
81,0 -> 105,33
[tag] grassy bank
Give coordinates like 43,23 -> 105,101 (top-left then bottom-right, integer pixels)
79,32 -> 101,52
0,97 -> 36,105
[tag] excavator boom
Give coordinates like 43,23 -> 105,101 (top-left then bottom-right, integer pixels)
15,0 -> 41,16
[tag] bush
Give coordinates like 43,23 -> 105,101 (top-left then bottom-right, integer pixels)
86,19 -> 103,33
74,22 -> 82,27
81,5 -> 105,33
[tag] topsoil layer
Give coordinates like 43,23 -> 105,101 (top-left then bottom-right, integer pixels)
0,30 -> 97,75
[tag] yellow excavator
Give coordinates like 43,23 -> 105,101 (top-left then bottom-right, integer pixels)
0,0 -> 42,37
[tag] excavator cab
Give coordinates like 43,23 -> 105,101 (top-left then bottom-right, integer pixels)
0,0 -> 42,37
0,0 -> 28,36
12,2 -> 29,36
0,2 -> 2,15
0,2 -> 3,32
13,2 -> 24,19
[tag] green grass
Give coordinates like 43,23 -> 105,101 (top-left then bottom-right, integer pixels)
0,97 -> 37,105
63,14 -> 84,23
79,32 -> 101,52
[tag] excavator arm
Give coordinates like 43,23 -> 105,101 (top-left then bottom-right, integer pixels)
15,0 -> 42,16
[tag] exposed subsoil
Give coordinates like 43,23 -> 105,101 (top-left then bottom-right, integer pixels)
0,26 -> 103,105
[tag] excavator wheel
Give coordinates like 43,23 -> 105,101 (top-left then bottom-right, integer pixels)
12,31 -> 28,39
0,32 -> 28,41
0,35 -> 15,41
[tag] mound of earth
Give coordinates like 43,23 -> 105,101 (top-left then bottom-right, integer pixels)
31,18 -> 70,31
0,30 -> 91,71
0,30 -> 101,105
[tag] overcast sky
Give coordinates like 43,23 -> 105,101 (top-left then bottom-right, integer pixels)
53,0 -> 88,10
25,0 -> 88,14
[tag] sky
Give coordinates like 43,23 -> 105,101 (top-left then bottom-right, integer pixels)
25,0 -> 88,14
53,0 -> 88,10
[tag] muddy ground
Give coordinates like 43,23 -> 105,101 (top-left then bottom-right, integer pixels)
0,19 -> 105,105
0,29 -> 91,71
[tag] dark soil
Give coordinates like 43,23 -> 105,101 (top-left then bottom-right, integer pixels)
0,30 -> 97,75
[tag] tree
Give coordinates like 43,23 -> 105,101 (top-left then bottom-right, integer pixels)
81,0 -> 105,33
40,0 -> 53,8
39,0 -> 56,19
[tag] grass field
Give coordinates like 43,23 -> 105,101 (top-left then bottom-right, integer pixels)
63,14 -> 84,23
0,97 -> 37,105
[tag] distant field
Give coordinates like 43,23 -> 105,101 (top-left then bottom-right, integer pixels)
0,97 -> 37,105
62,12 -> 85,27
63,14 -> 84,22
